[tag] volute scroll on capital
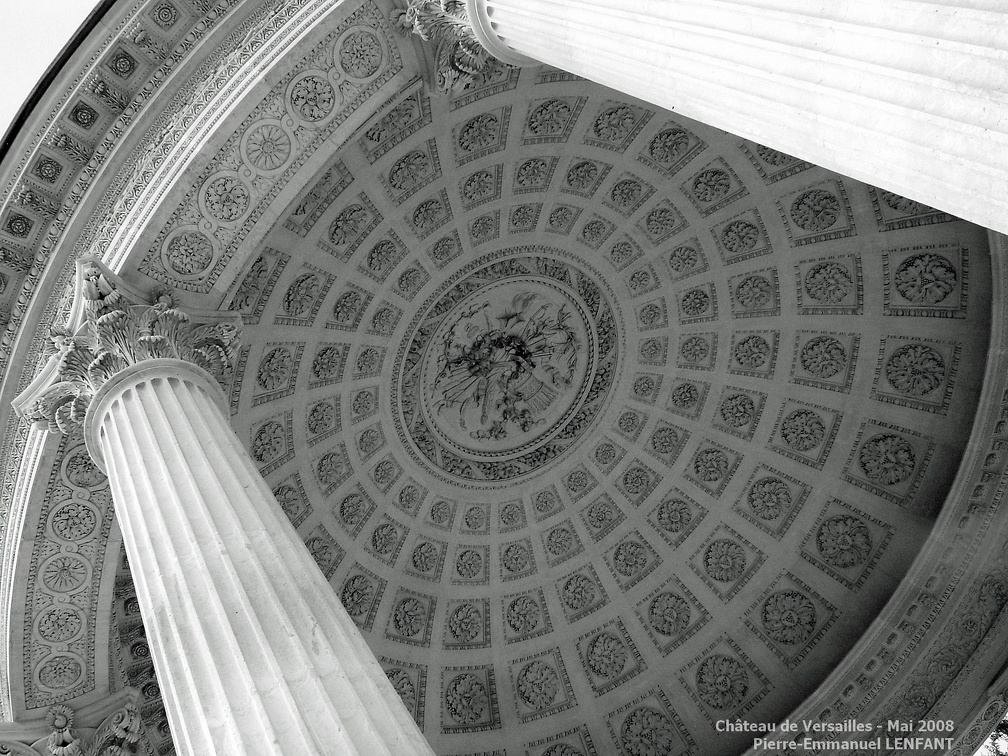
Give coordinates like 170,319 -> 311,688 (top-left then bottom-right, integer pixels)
12,257 -> 241,436
393,0 -> 529,92
0,694 -> 142,756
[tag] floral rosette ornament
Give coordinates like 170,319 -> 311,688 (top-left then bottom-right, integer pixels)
17,258 -> 240,435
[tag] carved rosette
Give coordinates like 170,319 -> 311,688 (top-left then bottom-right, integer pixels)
394,0 -> 504,92
15,258 -> 240,436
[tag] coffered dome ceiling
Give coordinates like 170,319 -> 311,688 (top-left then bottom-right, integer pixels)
182,64 -> 990,756
0,2 -> 1001,756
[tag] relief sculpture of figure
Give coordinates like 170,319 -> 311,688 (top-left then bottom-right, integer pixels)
432,291 -> 579,441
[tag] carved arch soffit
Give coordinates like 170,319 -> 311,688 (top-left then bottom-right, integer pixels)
0,0 -> 416,722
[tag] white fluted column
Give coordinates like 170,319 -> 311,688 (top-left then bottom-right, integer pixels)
83,360 -> 431,756
463,0 -> 1008,234
13,259 -> 434,756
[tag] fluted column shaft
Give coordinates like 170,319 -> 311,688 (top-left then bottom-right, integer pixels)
85,359 -> 433,756
467,0 -> 1008,234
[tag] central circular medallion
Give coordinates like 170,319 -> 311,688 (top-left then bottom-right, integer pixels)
422,278 -> 591,454
395,250 -> 620,484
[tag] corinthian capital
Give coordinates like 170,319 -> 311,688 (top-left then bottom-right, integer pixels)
394,0 -> 503,92
13,257 -> 240,434
0,691 -> 141,756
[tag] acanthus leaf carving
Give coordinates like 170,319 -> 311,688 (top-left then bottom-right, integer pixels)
0,696 -> 141,756
46,704 -> 83,756
129,27 -> 169,61
394,0 -> 504,92
15,188 -> 58,219
14,258 -> 240,435
0,742 -> 42,756
85,699 -> 142,756
89,79 -> 128,114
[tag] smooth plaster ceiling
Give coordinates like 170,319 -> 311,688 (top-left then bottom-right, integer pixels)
0,2 -> 997,755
